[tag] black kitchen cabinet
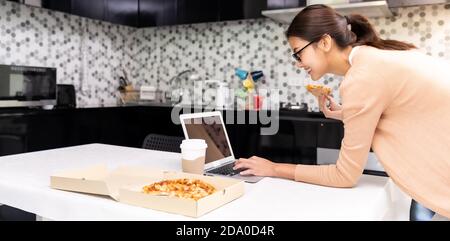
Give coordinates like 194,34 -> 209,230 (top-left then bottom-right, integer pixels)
139,0 -> 177,27
41,0 -> 72,14
267,0 -> 306,10
140,0 -> 269,27
292,121 -> 318,148
285,0 -> 306,8
105,0 -> 139,27
26,112 -> 70,151
258,118 -> 297,162
0,117 -> 28,156
0,107 -> 344,167
219,0 -> 267,21
97,108 -> 130,146
71,0 -> 106,22
256,118 -> 318,164
7,0 -> 72,14
9,0 -> 272,27
177,0 -> 220,25
224,111 -> 262,158
267,0 -> 285,9
317,121 -> 344,149
71,110 -> 102,145
140,0 -> 221,27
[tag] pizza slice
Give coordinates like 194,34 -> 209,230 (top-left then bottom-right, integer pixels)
306,84 -> 332,97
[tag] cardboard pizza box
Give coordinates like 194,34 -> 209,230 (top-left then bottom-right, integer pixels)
50,164 -> 112,197
50,165 -> 244,217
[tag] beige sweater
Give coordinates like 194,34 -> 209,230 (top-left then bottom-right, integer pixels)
295,46 -> 450,218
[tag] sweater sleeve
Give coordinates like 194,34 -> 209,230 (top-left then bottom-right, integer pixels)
295,67 -> 391,187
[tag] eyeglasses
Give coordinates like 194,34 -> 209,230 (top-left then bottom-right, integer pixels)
292,41 -> 316,62
291,36 -> 322,62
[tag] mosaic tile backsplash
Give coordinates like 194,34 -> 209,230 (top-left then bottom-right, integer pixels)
0,0 -> 136,107
0,0 -> 449,109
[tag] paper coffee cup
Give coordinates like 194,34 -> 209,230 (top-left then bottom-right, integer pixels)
180,139 -> 207,174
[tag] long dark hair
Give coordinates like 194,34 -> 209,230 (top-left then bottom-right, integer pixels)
286,4 -> 416,50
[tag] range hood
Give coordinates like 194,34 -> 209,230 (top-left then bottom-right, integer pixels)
262,1 -> 393,24
262,0 -> 449,24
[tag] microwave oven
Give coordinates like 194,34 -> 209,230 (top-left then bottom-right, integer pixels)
0,64 -> 57,108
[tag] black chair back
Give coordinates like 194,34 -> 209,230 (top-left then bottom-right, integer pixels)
142,134 -> 184,153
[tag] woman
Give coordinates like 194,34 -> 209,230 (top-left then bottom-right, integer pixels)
234,4 -> 450,219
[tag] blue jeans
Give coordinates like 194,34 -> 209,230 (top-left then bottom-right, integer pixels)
410,199 -> 435,221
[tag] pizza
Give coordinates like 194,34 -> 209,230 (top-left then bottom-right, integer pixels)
306,84 -> 332,97
142,178 -> 217,201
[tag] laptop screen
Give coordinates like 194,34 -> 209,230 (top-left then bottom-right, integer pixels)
183,115 -> 232,164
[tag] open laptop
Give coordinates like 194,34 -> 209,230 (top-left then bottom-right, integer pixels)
180,111 -> 264,183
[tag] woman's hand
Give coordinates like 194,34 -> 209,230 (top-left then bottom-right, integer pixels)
233,156 -> 276,177
319,94 -> 343,121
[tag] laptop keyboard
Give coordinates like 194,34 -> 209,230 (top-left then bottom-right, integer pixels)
207,162 -> 247,176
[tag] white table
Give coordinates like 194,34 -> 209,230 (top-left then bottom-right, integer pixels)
0,144 -> 411,220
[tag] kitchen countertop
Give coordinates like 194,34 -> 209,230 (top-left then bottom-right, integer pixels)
0,103 -> 334,121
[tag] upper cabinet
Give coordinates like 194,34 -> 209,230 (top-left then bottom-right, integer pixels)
10,0 -> 450,27
105,0 -> 139,27
263,1 -> 394,24
177,0 -> 220,25
267,0 -> 306,10
219,0 -> 267,21
139,0 -> 177,27
8,0 -> 270,28
71,0 -> 106,22
41,0 -> 72,14
72,0 -> 139,27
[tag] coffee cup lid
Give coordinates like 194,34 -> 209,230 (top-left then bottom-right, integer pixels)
180,139 -> 207,149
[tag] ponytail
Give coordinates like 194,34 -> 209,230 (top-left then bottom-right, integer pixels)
286,4 -> 416,51
346,14 -> 416,50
